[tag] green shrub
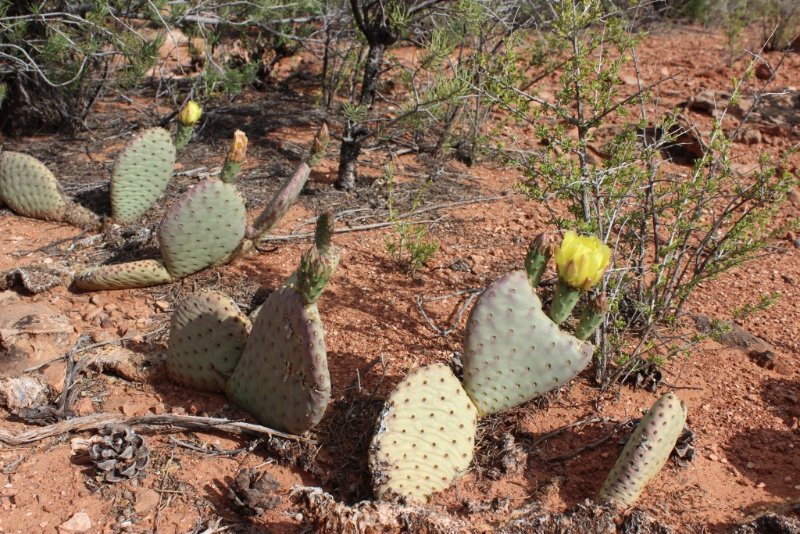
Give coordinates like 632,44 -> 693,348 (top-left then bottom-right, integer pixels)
485,0 -> 798,384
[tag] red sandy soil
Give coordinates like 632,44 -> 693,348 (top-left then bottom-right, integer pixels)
0,25 -> 799,533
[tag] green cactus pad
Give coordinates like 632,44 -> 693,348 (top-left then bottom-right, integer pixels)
167,290 -> 251,392
462,270 -> 593,416
0,151 -> 67,221
369,363 -> 478,501
158,179 -> 246,279
74,259 -> 173,290
599,392 -> 688,507
226,287 -> 330,434
111,128 -> 176,224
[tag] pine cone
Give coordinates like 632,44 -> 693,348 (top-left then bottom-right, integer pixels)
89,425 -> 150,483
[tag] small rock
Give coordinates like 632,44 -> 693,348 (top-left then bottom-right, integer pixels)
133,488 -> 160,514
788,188 -> 800,206
73,397 -> 94,416
154,300 -> 171,312
0,376 -> 49,412
756,482 -> 766,488
152,403 -> 166,415
59,512 -> 92,532
740,128 -> 761,145
89,295 -> 103,307
708,454 -> 719,462
755,62 -> 772,80
91,331 -> 112,343
121,404 -> 137,417
746,462 -> 756,469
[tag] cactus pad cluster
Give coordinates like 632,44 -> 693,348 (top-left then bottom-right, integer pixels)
166,214 -> 337,434
367,231 -> 611,502
74,124 -> 329,292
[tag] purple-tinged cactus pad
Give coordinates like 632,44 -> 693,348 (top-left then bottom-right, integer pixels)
158,179 -> 246,279
462,270 -> 593,416
111,128 -> 176,224
74,259 -> 173,290
226,287 -> 330,434
167,290 -> 251,392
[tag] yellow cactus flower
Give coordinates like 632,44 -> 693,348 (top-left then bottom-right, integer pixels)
554,231 -> 611,290
178,100 -> 202,126
227,130 -> 248,163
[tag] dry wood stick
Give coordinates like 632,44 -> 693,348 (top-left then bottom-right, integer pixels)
0,413 -> 306,446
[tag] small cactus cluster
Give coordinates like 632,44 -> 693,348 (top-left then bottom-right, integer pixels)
1,100 -> 330,292
368,231 -> 687,505
166,214 -> 339,434
0,125 -> 176,230
369,231 -> 609,501
74,124 -> 330,291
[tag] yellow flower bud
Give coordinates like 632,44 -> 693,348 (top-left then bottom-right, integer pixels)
554,231 -> 611,291
178,100 -> 202,126
227,130 -> 248,163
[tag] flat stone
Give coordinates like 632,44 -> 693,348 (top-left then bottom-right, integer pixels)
59,512 -> 92,532
134,488 -> 160,514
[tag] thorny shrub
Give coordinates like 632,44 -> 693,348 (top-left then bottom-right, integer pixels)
484,0 -> 799,384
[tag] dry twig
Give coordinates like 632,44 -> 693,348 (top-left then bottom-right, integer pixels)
0,413 -> 307,446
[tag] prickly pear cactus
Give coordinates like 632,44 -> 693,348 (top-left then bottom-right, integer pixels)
369,363 -> 478,501
158,179 -> 246,279
226,286 -> 330,434
462,270 -> 593,416
74,259 -> 173,290
111,128 -> 176,224
167,290 -> 251,392
599,392 -> 688,507
0,151 -> 67,221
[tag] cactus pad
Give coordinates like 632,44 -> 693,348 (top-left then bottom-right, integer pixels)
369,363 -> 478,501
0,151 -> 67,221
226,287 -> 330,434
462,270 -> 593,416
599,392 -> 687,507
158,179 -> 246,279
74,259 -> 172,290
167,290 -> 251,392
111,128 -> 176,224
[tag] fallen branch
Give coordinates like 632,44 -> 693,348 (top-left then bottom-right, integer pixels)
259,194 -> 505,243
0,413 -> 306,446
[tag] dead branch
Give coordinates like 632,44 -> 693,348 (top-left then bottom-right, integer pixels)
0,413 -> 307,446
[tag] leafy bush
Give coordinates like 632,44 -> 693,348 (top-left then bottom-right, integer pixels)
0,0 -> 164,133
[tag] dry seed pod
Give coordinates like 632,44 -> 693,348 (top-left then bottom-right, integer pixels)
89,425 -> 150,483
